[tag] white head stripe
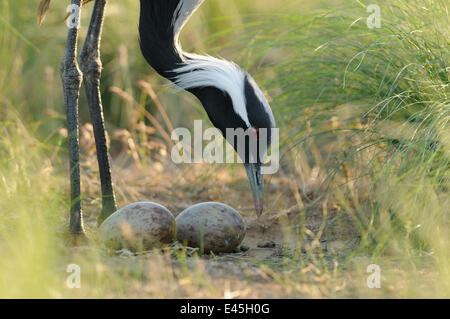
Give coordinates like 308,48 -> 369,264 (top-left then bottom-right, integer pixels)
172,0 -> 205,42
171,0 -> 250,127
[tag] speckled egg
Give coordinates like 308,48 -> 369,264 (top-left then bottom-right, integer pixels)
175,202 -> 246,253
99,202 -> 175,251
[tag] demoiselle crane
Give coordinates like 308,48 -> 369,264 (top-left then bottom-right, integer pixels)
42,0 -> 276,241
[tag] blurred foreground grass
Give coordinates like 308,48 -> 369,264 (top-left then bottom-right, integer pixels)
0,0 -> 448,298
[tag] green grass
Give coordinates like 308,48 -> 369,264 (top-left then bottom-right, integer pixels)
0,0 -> 448,298
244,0 -> 449,245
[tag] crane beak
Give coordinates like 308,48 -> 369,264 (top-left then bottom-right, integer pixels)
244,163 -> 264,217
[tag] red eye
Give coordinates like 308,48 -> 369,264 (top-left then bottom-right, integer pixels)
249,128 -> 259,138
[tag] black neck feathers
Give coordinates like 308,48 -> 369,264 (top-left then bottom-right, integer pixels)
139,0 -> 184,80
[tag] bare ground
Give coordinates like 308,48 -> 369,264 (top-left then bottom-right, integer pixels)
56,124 -> 439,298
57,127 -> 374,298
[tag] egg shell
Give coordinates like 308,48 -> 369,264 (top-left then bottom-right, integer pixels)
175,202 -> 246,253
99,202 -> 175,251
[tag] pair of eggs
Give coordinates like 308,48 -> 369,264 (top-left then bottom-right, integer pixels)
98,201 -> 246,253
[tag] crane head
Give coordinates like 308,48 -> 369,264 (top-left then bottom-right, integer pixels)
173,56 -> 276,216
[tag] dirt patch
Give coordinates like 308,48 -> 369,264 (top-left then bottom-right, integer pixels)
77,151 -> 361,297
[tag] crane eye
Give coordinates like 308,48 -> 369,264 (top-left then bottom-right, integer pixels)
249,128 -> 259,138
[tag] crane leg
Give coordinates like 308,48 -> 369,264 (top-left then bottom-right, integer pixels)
79,0 -> 117,225
60,0 -> 87,243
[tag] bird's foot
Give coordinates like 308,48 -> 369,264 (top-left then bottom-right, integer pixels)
66,232 -> 90,247
97,201 -> 117,226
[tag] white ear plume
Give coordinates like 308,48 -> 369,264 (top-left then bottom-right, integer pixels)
173,54 -> 250,127
171,0 -> 250,127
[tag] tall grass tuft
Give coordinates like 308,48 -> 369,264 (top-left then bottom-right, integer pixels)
233,0 -> 449,295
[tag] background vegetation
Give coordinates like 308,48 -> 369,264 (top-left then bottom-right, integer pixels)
0,0 -> 448,298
